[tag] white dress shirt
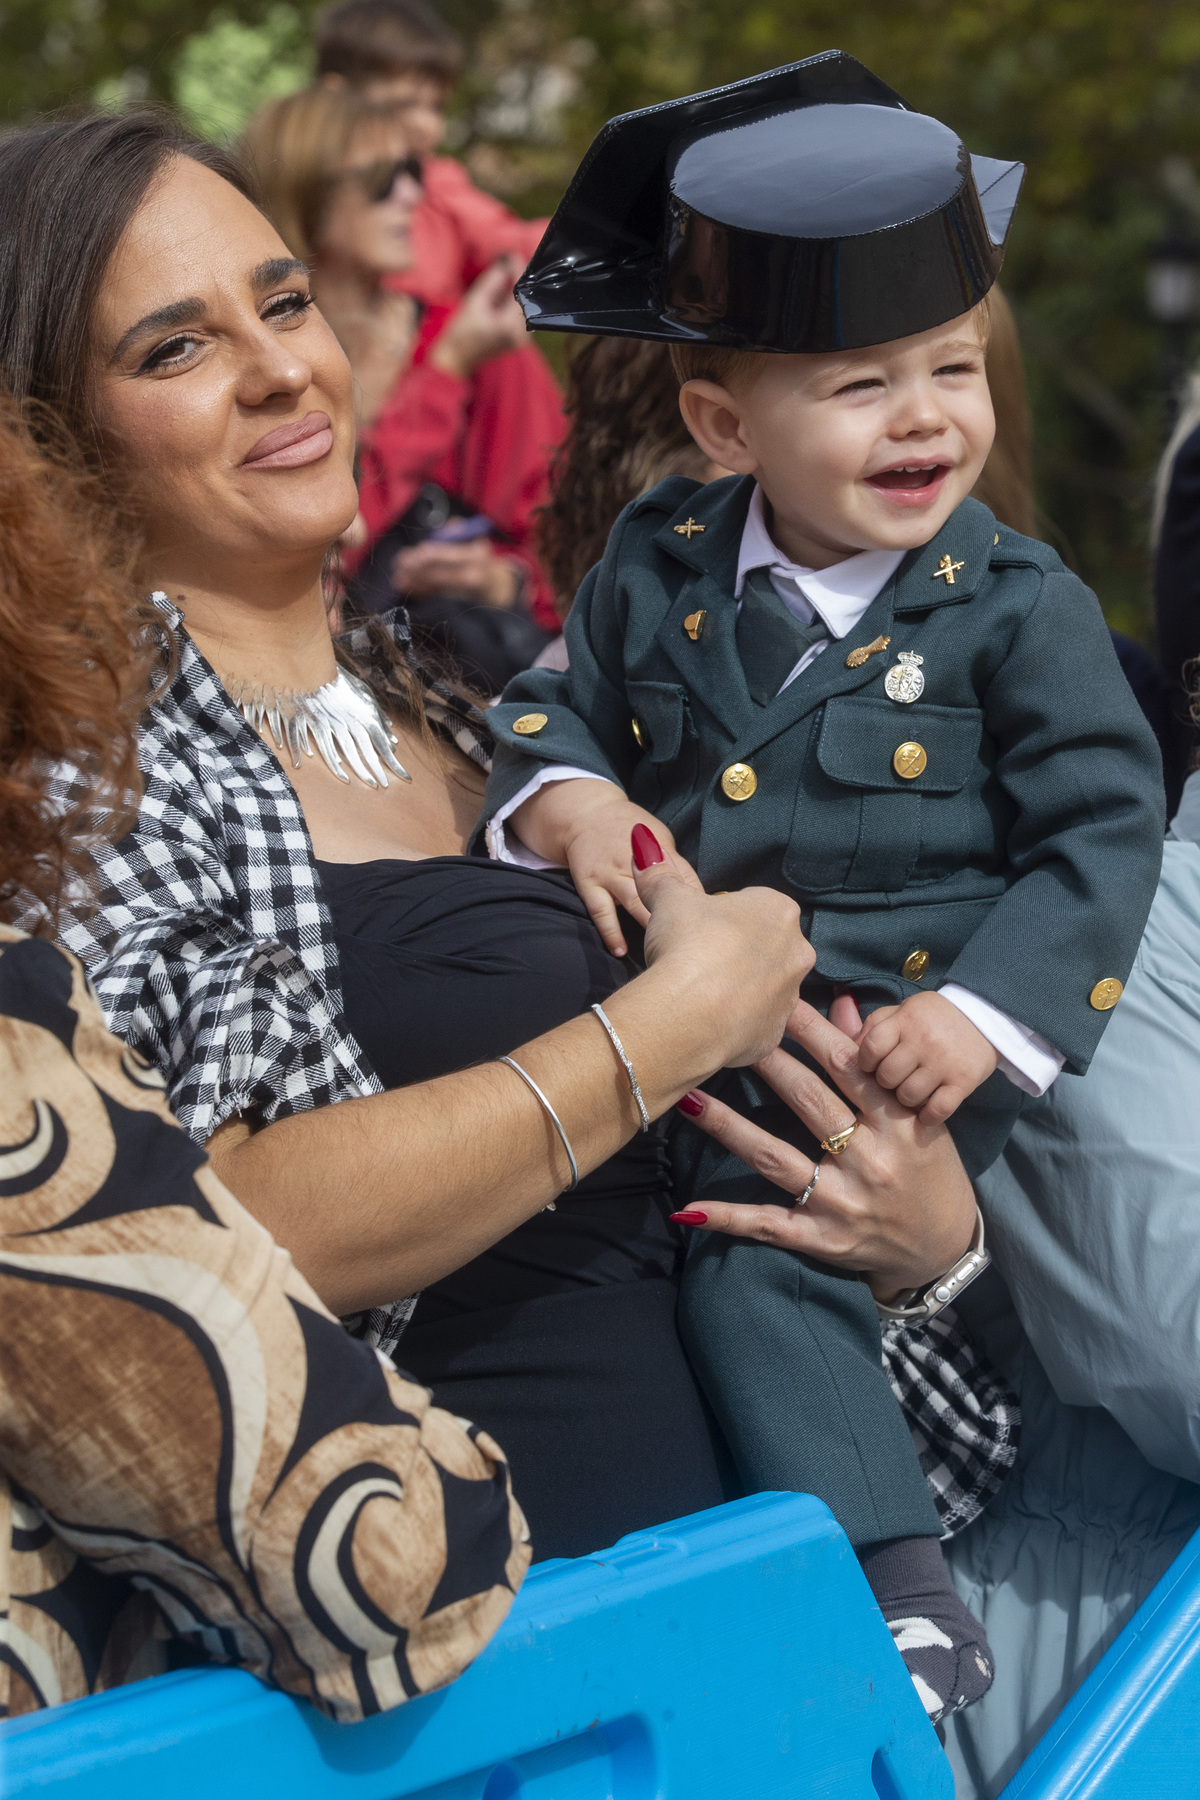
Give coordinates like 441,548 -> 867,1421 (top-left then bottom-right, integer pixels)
487,483 -> 1064,1095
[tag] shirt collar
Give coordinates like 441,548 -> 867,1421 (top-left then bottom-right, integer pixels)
734,484 -> 905,640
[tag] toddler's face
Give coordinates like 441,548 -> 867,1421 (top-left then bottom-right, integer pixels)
679,308 -> 995,569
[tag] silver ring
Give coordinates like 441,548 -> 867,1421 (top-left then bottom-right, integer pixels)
796,1165 -> 820,1208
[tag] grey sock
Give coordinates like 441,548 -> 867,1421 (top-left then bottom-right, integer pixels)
858,1535 -> 994,1726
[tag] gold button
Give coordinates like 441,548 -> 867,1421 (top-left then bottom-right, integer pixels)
721,762 -> 758,801
631,717 -> 647,750
512,712 -> 548,736
1090,978 -> 1123,1011
902,948 -> 930,981
893,741 -> 927,779
683,609 -> 707,641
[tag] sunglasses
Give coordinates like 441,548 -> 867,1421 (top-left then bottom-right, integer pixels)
338,155 -> 424,203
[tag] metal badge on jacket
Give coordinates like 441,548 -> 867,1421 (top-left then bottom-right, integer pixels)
884,651 -> 925,704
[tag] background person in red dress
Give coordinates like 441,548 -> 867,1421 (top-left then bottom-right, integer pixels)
243,83 -> 564,688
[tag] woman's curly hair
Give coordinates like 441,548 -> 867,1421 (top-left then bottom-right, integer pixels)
537,336 -> 714,617
0,397 -> 150,927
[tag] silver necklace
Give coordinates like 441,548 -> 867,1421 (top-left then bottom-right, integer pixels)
228,667 -> 411,788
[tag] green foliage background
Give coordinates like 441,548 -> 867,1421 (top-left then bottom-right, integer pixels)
3,0 -> 1199,636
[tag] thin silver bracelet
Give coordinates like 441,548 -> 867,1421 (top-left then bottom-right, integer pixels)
498,1055 -> 578,1194
590,1002 -> 651,1132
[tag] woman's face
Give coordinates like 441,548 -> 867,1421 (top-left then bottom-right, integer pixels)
315,121 -> 424,277
92,155 -> 359,592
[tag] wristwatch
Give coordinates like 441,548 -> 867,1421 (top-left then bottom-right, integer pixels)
874,1206 -> 990,1323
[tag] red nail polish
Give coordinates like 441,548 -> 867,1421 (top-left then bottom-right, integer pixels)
631,823 -> 664,869
676,1091 -> 705,1117
670,1209 -> 708,1225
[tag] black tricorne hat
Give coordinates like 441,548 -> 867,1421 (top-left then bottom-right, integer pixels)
515,51 -> 1023,354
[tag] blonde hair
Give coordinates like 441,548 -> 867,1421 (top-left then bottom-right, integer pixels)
239,86 -> 381,262
668,295 -> 993,391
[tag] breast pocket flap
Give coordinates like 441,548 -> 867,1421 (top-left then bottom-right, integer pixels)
816,696 -> 983,795
627,680 -> 690,764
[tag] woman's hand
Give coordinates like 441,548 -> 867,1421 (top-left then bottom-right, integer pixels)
672,995 -> 977,1301
429,259 -> 527,379
392,537 -> 521,607
620,828 -> 815,1073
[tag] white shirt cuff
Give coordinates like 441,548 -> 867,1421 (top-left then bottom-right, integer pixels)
939,983 -> 1066,1097
484,766 -> 615,868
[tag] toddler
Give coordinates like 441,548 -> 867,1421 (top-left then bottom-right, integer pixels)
480,53 -> 1165,1724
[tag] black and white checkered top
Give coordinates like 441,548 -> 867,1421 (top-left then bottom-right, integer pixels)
49,597 -> 490,1139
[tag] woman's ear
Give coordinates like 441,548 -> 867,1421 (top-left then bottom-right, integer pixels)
677,379 -> 758,476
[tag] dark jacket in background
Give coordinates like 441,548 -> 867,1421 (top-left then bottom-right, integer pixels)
1154,419 -> 1200,805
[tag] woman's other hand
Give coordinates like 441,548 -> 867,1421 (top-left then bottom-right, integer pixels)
391,536 -> 521,607
672,995 -> 977,1301
629,827 -> 815,1072
429,258 -> 527,379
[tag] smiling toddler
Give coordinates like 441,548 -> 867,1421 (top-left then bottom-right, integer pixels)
477,54 -> 1165,1725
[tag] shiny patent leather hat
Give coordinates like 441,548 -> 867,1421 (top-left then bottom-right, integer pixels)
516,50 -> 1023,353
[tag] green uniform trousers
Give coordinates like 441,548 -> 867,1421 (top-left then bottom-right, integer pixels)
673,1057 -> 1022,1546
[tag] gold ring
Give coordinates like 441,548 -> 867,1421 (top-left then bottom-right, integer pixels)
820,1120 -> 860,1156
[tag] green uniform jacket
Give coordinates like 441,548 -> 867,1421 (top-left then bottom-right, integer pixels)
479,476 -> 1165,1073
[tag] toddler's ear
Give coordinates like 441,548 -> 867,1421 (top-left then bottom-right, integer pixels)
677,380 -> 757,476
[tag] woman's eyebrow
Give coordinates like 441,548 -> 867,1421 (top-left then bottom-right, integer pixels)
252,256 -> 309,290
109,296 -> 205,363
109,262 -> 309,363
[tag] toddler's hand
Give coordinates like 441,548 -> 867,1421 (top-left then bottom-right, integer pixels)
509,779 -> 678,956
856,990 -> 998,1123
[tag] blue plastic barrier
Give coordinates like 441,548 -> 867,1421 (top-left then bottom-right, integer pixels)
999,1523 -> 1200,1800
0,1492 -> 950,1800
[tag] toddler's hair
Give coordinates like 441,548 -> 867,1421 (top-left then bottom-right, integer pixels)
314,0 -> 463,86
669,295 -> 992,390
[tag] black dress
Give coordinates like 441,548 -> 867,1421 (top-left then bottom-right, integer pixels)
317,855 -> 733,1561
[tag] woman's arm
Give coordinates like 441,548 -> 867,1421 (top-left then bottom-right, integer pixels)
209,852 -> 812,1315
673,996 -> 978,1302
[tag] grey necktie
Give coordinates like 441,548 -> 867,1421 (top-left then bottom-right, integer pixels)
735,568 -> 830,705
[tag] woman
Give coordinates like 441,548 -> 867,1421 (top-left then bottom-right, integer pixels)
242,85 -> 562,687
0,111 -> 993,1591
0,396 -> 529,1720
0,383 -> 989,1730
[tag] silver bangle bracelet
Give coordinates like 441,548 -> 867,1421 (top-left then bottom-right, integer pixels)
498,1055 -> 578,1194
590,1002 -> 651,1132
875,1206 -> 990,1323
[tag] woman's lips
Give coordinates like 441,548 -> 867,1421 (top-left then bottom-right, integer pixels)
242,411 -> 334,470
864,463 -> 951,506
